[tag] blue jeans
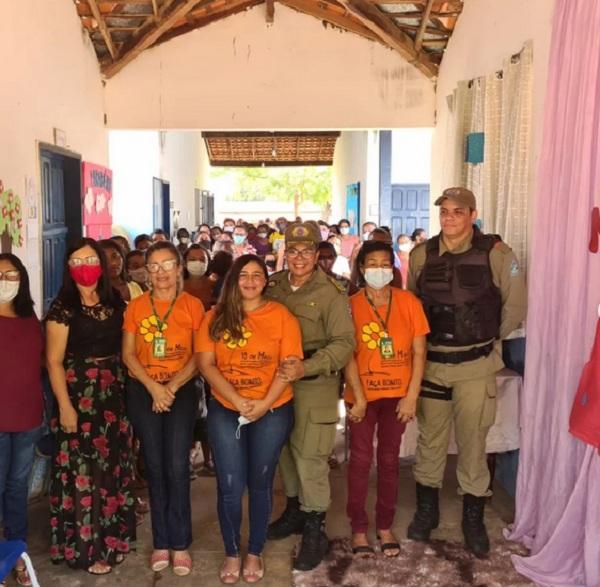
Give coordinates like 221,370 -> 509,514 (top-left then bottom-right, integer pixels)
207,399 -> 294,557
0,425 -> 43,542
126,378 -> 197,550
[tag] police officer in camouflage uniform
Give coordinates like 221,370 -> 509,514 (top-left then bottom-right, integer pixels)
406,188 -> 527,556
265,222 -> 355,570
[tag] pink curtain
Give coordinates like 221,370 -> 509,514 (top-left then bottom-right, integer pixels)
507,0 -> 600,585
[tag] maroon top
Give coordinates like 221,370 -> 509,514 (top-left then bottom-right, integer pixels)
0,315 -> 44,432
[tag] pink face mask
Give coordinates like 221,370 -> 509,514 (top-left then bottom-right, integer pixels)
69,265 -> 103,287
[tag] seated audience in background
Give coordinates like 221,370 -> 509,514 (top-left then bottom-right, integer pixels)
344,241 -> 428,558
361,221 -> 377,242
0,253 -> 44,587
269,217 -> 287,254
176,228 -> 191,256
126,250 -> 149,292
395,234 -> 412,290
209,251 -> 234,303
111,234 -> 131,255
210,226 -> 223,242
152,229 -> 168,242
317,241 -> 355,290
232,225 -> 257,258
195,223 -> 213,251
134,233 -> 153,252
328,224 -> 341,236
46,238 -> 135,575
99,239 -> 143,302
122,241 -> 205,577
196,255 -> 302,584
183,245 -> 212,311
338,218 -> 359,259
411,228 -> 427,245
317,221 -> 330,242
249,223 -> 273,258
222,218 -> 236,234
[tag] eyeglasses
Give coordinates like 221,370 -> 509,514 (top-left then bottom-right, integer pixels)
147,259 -> 178,273
68,256 -> 100,267
239,273 -> 266,283
0,270 -> 20,281
286,248 -> 316,259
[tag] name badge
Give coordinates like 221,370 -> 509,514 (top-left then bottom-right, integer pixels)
380,337 -> 395,359
153,336 -> 167,359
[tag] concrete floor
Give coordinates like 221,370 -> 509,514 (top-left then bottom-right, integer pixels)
20,437 -> 515,587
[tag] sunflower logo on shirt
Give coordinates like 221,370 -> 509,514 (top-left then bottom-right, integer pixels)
139,315 -> 168,343
361,321 -> 388,350
223,327 -> 253,349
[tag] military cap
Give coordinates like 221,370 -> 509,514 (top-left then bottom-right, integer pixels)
434,187 -> 477,209
284,222 -> 320,247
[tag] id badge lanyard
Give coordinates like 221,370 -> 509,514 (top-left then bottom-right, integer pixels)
365,290 -> 394,359
150,294 -> 177,358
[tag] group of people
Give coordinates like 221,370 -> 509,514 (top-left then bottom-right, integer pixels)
0,186 -> 526,586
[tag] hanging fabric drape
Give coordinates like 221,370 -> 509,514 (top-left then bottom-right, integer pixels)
506,1 -> 600,585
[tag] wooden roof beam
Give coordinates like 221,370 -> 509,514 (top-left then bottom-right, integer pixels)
266,0 -> 275,23
416,0 -> 435,51
335,0 -> 438,78
102,0 -> 206,77
87,0 -> 117,59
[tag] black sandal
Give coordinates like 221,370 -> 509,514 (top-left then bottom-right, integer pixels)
377,534 -> 401,558
352,545 -> 375,558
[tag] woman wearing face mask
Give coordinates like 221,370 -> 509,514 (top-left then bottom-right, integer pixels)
183,245 -> 212,311
249,223 -> 273,258
395,234 -> 412,290
196,255 -> 302,584
176,228 -> 191,256
0,254 -> 44,587
338,218 -> 359,260
126,250 -> 149,292
99,239 -> 143,302
45,238 -> 136,576
344,241 -> 429,559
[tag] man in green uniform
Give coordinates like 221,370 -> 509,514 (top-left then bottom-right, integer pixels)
265,222 -> 355,571
406,187 -> 526,556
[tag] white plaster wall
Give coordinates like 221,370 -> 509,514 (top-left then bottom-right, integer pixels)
0,0 -> 107,309
430,0 -> 554,237
104,4 -> 435,130
332,131 -> 379,227
109,131 -> 160,238
392,128 -> 433,184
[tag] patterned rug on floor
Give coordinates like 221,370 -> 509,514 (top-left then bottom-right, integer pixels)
292,537 -> 532,587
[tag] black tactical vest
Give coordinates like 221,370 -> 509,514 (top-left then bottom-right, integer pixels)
417,228 -> 502,346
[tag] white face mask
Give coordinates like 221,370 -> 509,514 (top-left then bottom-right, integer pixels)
257,232 -> 268,239
320,229 -> 329,241
179,237 -> 190,244
187,260 -> 208,276
362,232 -> 372,242
129,268 -> 148,284
340,227 -> 350,236
223,225 -> 234,233
0,280 -> 20,304
364,268 -> 393,290
398,243 -> 412,253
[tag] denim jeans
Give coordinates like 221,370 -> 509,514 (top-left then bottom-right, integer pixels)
207,398 -> 294,557
126,378 -> 197,550
0,425 -> 44,542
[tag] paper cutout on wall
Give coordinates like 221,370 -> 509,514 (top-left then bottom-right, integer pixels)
82,162 -> 113,240
0,179 -> 24,253
466,132 -> 485,164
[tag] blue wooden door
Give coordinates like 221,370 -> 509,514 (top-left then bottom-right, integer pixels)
41,150 -> 68,312
345,183 -> 360,235
153,177 -> 171,236
381,183 -> 430,238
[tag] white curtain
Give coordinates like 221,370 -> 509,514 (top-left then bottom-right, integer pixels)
444,41 -> 532,270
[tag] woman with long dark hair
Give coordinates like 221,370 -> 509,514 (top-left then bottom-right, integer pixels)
196,254 -> 302,584
45,238 -> 136,575
0,253 -> 44,586
99,239 -> 143,302
122,241 -> 205,576
344,241 -> 428,558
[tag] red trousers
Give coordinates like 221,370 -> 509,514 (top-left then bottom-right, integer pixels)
346,397 -> 406,533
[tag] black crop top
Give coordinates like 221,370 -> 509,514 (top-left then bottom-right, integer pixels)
46,297 -> 125,358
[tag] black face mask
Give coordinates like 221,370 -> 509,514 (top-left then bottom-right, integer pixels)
277,224 -> 286,233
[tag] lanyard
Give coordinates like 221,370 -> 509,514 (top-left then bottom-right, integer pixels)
364,289 -> 393,332
150,294 -> 177,334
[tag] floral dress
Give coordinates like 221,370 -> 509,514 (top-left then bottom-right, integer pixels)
46,297 -> 136,569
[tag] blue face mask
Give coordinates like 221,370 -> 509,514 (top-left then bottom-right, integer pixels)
233,235 -> 246,246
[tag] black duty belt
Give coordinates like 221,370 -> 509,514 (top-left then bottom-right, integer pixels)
426,341 -> 494,365
421,380 -> 453,401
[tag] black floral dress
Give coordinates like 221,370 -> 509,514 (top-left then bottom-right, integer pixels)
46,298 -> 136,569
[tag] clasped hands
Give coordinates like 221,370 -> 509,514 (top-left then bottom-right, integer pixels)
233,397 -> 270,422
151,382 -> 178,413
277,355 -> 305,383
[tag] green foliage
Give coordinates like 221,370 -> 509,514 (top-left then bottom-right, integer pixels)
212,166 -> 332,206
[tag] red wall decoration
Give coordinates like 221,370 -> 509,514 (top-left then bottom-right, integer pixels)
82,162 -> 113,240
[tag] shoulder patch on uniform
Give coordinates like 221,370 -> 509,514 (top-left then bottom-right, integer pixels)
268,280 -> 277,287
510,259 -> 520,277
327,276 -> 347,293
493,241 -> 512,254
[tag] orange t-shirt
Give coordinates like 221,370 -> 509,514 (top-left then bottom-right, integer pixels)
345,288 -> 430,403
195,301 -> 302,410
123,291 -> 205,383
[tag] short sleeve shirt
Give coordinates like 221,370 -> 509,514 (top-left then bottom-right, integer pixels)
195,301 -> 302,410
346,288 -> 430,402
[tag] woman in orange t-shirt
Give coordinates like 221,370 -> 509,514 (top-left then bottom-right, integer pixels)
122,241 -> 205,577
196,254 -> 301,584
344,241 -> 429,558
